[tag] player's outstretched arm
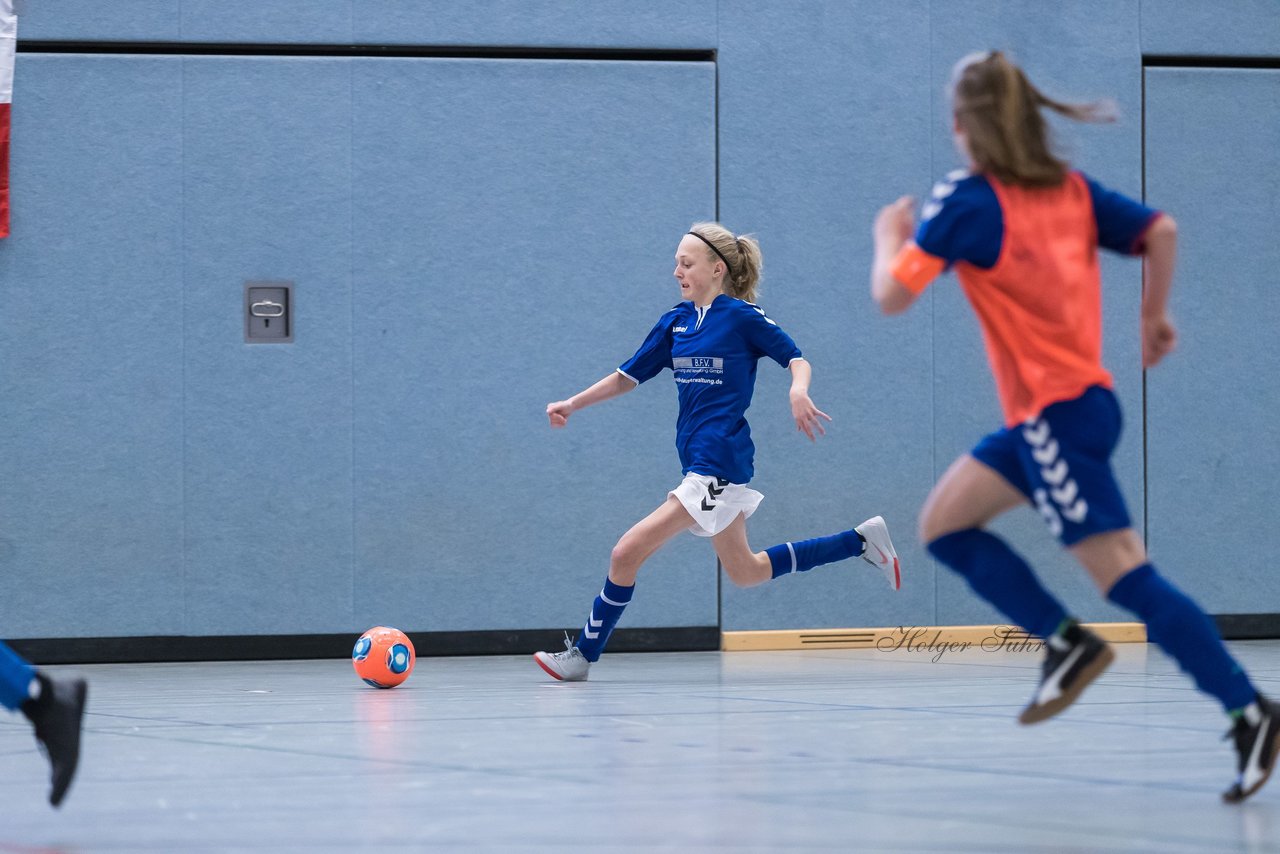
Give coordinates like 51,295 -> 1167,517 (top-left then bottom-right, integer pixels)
871,196 -> 920,315
1140,213 -> 1178,369
547,371 -> 637,428
787,358 -> 831,442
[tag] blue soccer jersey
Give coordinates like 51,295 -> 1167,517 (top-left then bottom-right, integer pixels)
618,294 -> 802,484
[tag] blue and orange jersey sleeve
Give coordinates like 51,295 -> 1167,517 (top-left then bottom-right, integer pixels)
1081,172 -> 1162,255
890,172 -> 1004,294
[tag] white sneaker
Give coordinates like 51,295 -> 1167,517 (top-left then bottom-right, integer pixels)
856,515 -> 901,590
533,635 -> 590,682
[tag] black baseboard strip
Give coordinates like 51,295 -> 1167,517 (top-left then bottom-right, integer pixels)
1144,55 -> 1280,70
10,617 -> 1277,663
4,626 -> 720,666
1214,614 -> 1280,641
18,40 -> 716,63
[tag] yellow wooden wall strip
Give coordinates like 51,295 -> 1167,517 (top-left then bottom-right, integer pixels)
721,623 -> 1146,651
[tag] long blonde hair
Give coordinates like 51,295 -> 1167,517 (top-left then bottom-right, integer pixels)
688,222 -> 763,303
951,51 -> 1114,187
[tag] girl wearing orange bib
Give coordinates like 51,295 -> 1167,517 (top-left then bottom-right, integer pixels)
872,51 -> 1274,803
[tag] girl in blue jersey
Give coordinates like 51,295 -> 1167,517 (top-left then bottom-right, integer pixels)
871,51 -> 1275,803
0,640 -> 87,806
535,222 -> 901,681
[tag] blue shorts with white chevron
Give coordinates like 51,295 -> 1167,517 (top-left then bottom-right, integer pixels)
971,384 -> 1132,546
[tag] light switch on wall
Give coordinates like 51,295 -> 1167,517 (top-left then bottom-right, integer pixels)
245,282 -> 293,343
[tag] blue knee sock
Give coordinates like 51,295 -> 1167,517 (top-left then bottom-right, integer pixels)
573,578 -> 634,663
928,529 -> 1068,640
766,530 -> 863,579
0,642 -> 36,711
1108,563 -> 1256,712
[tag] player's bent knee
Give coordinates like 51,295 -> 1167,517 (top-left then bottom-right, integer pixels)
1070,528 -> 1147,594
917,487 -> 951,543
918,507 -> 953,546
919,492 -> 988,544
724,572 -> 761,589
719,555 -> 767,588
610,540 -> 645,576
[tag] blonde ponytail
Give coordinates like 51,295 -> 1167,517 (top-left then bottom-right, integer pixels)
688,222 -> 763,303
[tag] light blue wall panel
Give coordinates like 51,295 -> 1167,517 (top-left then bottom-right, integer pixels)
0,55 -> 185,637
926,1 -> 1147,629
718,1 -> 936,631
18,0 -> 348,43
16,1 -> 181,41
721,0 -> 1150,632
1141,0 -> 1280,56
349,59 -> 717,631
1144,68 -> 1280,612
181,58 -> 355,634
353,1 -> 716,49
6,2 -> 1274,647
20,1 -> 716,49
180,2 -> 354,44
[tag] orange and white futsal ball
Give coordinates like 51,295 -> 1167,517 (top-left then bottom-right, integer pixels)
352,626 -> 415,688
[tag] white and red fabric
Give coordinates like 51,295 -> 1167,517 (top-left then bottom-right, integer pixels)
0,0 -> 15,237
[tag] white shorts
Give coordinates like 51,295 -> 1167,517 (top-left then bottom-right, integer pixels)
669,473 -> 764,538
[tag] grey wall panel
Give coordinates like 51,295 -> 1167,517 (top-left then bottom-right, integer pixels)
181,58 -> 355,634
349,59 -> 717,632
1141,0 -> 1280,56
0,55 -> 185,637
1144,68 -> 1280,612
718,1 -> 937,631
19,1 -> 348,43
179,2 -> 354,44
720,0 -> 1150,632
20,1 -> 715,49
353,2 -> 716,49
5,3 -> 1276,646
17,1 -> 181,42
927,1 -> 1146,628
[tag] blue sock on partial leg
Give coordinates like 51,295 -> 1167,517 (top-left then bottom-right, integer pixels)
766,530 -> 863,579
0,641 -> 37,711
928,528 -> 1069,639
1108,563 -> 1256,712
573,578 -> 634,663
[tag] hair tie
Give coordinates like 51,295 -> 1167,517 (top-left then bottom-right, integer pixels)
687,231 -> 734,279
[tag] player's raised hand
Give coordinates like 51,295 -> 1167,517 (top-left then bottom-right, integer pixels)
547,400 -> 574,428
874,196 -> 916,246
790,391 -> 832,442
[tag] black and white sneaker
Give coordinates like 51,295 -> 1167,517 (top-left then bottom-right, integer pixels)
1018,622 -> 1113,725
1223,696 -> 1280,803
21,672 -> 88,807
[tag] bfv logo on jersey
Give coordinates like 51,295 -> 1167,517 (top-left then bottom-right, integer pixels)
673,356 -> 724,373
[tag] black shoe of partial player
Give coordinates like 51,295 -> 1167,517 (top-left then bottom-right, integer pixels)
1223,696 -> 1280,804
21,673 -> 88,807
1018,622 -> 1114,725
